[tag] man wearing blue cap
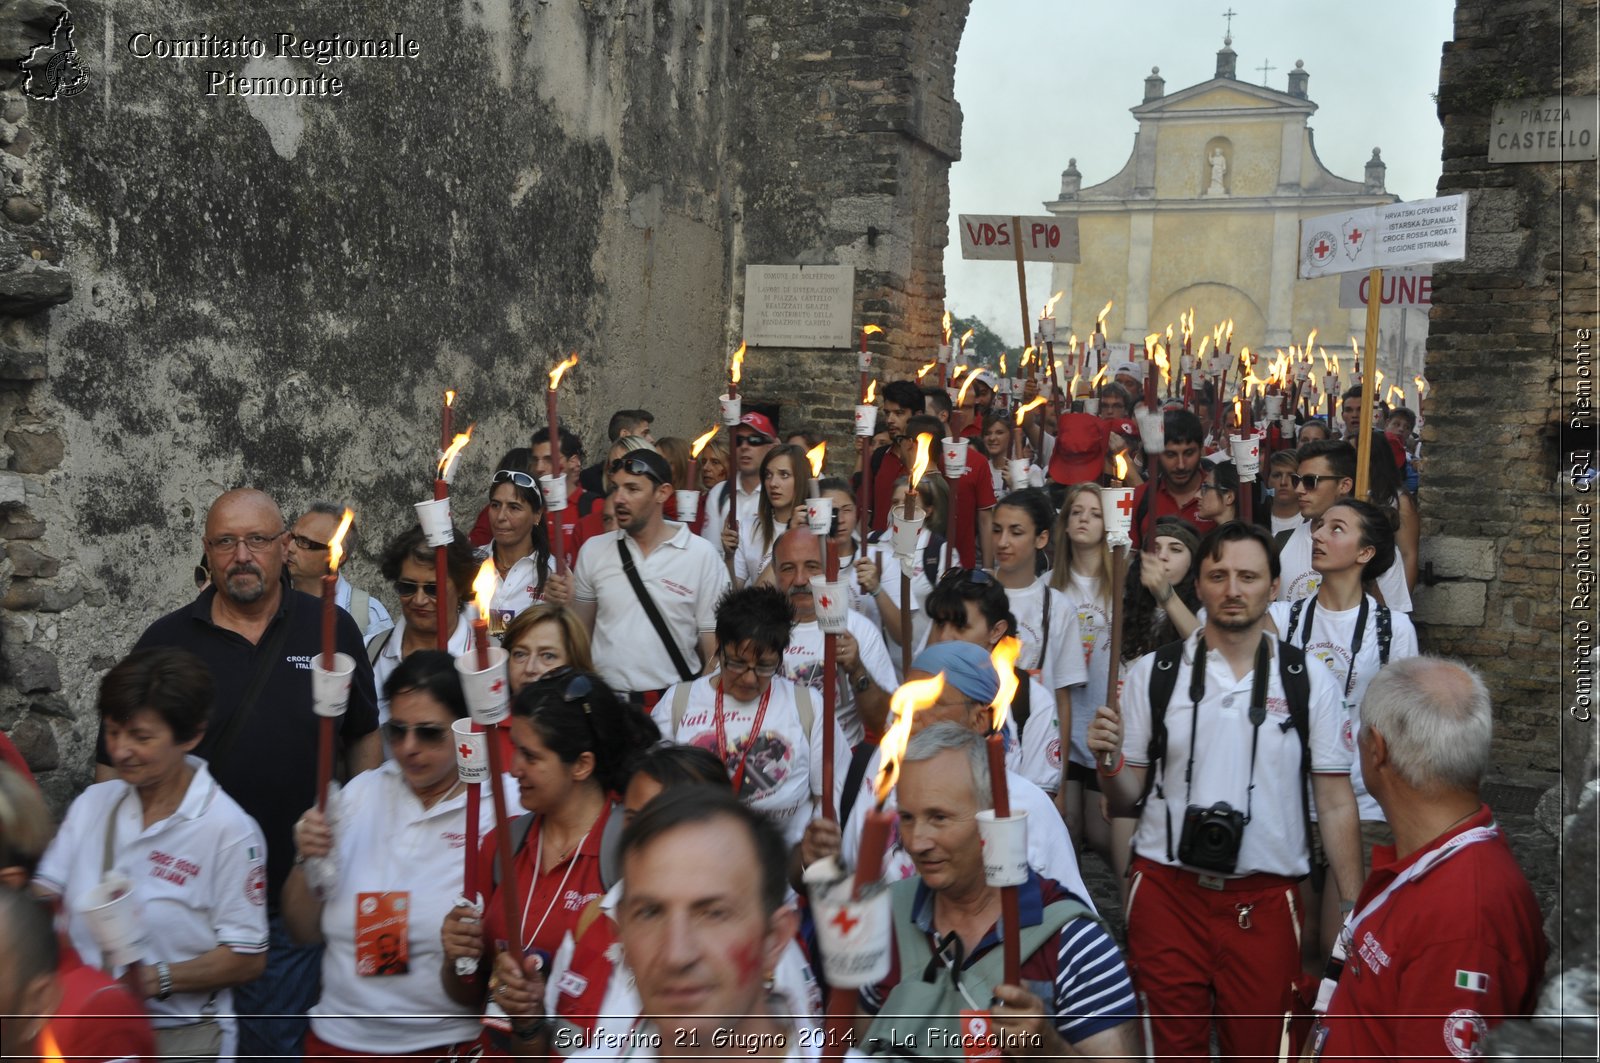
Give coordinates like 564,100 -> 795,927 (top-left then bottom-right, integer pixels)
813,640 -> 1095,909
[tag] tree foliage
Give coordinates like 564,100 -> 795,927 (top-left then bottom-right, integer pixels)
948,314 -> 1007,370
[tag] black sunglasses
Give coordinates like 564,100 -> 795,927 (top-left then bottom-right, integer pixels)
382,721 -> 450,745
291,533 -> 330,551
393,580 -> 438,600
536,667 -> 599,741
1289,473 -> 1341,490
608,457 -> 665,483
735,433 -> 774,448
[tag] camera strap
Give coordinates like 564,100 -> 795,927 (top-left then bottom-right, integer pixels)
1294,594 -> 1370,699
1171,634 -> 1273,856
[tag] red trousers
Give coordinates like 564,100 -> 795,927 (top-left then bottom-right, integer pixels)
1125,856 -> 1307,1062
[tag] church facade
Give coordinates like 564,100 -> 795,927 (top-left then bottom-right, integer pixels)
1045,38 -> 1410,364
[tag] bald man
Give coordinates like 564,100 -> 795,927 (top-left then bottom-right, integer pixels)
108,488 -> 379,1060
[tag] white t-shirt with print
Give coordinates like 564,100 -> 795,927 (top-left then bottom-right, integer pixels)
652,676 -> 852,844
781,613 -> 899,745
874,529 -> 940,681
1277,519 -> 1412,612
1005,576 -> 1088,692
1057,571 -> 1113,768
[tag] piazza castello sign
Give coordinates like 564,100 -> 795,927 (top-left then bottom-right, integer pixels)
1488,96 -> 1598,163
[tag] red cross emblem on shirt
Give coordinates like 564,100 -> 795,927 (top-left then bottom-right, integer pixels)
1116,493 -> 1137,517
458,743 -> 474,759
830,907 -> 860,936
1445,1010 -> 1486,1058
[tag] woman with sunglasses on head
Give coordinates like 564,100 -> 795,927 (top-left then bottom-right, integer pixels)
990,489 -> 1087,775
283,651 -> 498,1061
479,450 -> 556,631
727,443 -> 806,588
652,585 -> 851,845
1046,484 -> 1116,853
439,670 -> 659,1051
372,526 -> 480,725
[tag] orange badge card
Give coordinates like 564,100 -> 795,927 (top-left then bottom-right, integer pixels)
959,1010 -> 1004,1063
354,891 -> 410,977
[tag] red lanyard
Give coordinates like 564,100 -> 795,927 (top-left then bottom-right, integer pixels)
713,678 -> 774,795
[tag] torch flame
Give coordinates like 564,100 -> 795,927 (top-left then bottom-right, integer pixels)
1096,300 -> 1113,331
1306,328 -> 1319,352
957,370 -> 981,405
1414,375 -> 1428,396
1090,364 -> 1108,388
472,557 -> 498,620
1015,396 -> 1046,426
989,637 -> 1022,732
36,1027 -> 64,1063
865,379 -> 878,403
806,442 -> 827,479
998,353 -> 1007,377
862,324 -> 884,343
690,425 -> 720,458
548,352 -> 579,391
1069,368 -> 1082,397
1113,452 -> 1130,481
730,341 -> 746,385
917,361 -> 937,380
1226,319 -> 1235,343
1388,384 -> 1405,405
951,364 -> 968,381
909,433 -> 934,490
959,328 -> 975,349
942,310 -> 952,341
874,674 -> 945,802
445,389 -> 456,407
1332,354 -> 1343,376
1349,336 -> 1360,358
327,508 -> 355,574
1069,333 -> 1079,350
1233,395 -> 1243,426
1165,324 -> 1174,347
1196,335 -> 1212,361
438,426 -> 475,482
1043,290 -> 1065,317
1144,333 -> 1160,358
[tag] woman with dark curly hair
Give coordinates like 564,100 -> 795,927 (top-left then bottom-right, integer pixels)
1121,516 -> 1202,662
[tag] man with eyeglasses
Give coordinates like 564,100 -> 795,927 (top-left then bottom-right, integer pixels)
700,411 -> 777,552
110,488 -> 380,1060
556,448 -> 728,708
285,502 -> 393,641
1277,440 -> 1412,611
653,586 -> 851,844
372,526 -> 480,722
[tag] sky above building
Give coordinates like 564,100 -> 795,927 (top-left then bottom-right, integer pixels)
946,0 -> 1456,344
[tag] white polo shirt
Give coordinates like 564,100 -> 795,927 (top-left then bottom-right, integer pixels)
1277,519 -> 1412,612
474,546 -> 558,627
653,676 -> 852,843
1005,576 -> 1089,692
1015,672 -> 1074,793
699,477 -> 762,550
309,760 -> 501,1053
1057,571 -> 1114,769
1121,629 -> 1350,878
373,614 -> 475,725
1269,595 -> 1420,821
781,611 -> 898,745
574,524 -> 728,693
838,748 -> 1094,913
35,757 -> 269,1048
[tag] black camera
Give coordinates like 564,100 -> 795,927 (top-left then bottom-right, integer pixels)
1178,802 -> 1246,874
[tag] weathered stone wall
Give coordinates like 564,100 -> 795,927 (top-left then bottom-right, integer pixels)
0,0 -> 970,802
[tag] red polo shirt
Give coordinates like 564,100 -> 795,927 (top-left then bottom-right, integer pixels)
1318,805 -> 1546,1062
946,462 -> 997,569
43,942 -> 156,1061
1129,477 -> 1214,547
481,805 -> 613,965
869,448 -> 907,535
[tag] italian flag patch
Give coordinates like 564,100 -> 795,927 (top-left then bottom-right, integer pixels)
1455,970 -> 1489,993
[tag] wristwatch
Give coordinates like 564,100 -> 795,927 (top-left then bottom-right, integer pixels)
853,673 -> 871,694
155,961 -> 174,1001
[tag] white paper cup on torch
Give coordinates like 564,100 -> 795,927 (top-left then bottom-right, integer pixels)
541,474 -> 568,513
937,343 -> 953,364
854,404 -> 878,438
811,577 -> 850,635
81,873 -> 149,967
1230,436 -> 1262,482
414,498 -> 454,546
890,509 -> 924,567
942,437 -> 970,478
1102,487 -> 1136,542
1263,394 -> 1284,418
804,497 -> 834,537
719,394 -> 741,426
451,719 -> 488,786
674,489 -> 701,523
456,647 -> 512,727
976,810 -> 1029,887
1080,397 -> 1099,415
803,858 -> 892,988
311,653 -> 357,719
1135,410 -> 1165,455
1007,458 -> 1030,490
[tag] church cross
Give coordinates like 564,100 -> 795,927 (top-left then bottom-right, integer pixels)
1257,59 -> 1276,84
1221,7 -> 1237,35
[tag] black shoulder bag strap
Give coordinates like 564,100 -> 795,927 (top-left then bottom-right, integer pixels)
838,744 -> 878,827
922,535 -> 942,586
1012,666 -> 1032,737
1376,602 -> 1392,666
617,537 -> 696,683
206,613 -> 294,768
1276,643 -> 1314,861
1132,640 -> 1186,817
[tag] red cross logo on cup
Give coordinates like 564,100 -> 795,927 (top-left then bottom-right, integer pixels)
830,907 -> 860,936
1117,494 -> 1137,518
458,743 -> 474,759
489,678 -> 504,695
819,594 -> 833,609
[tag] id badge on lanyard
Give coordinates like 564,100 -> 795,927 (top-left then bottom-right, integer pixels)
355,891 -> 411,976
958,1010 -> 1004,1063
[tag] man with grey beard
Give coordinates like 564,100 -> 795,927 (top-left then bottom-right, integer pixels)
102,487 -> 379,1061
769,526 -> 895,742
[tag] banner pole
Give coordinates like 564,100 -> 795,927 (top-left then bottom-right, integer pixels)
1355,267 -> 1382,498
1011,215 -> 1033,349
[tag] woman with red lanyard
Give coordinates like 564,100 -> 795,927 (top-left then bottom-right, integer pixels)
651,586 -> 851,846
439,669 -> 658,1052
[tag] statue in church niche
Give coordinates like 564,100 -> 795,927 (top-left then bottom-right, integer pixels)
1206,148 -> 1228,195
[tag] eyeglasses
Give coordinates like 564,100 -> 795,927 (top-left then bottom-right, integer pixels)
720,651 -> 781,679
205,531 -> 284,554
290,534 -> 329,551
1197,483 -> 1231,496
608,457 -> 665,483
1289,473 -> 1341,490
734,434 -> 774,449
393,580 -> 438,600
938,566 -> 994,586
382,721 -> 450,745
493,470 -> 543,495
